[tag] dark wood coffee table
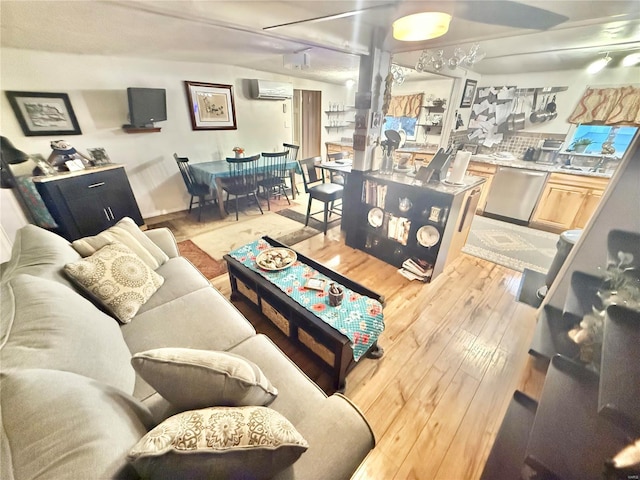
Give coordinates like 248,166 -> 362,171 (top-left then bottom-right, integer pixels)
223,236 -> 384,390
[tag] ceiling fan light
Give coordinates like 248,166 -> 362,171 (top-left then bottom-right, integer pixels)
587,54 -> 611,74
393,12 -> 451,42
622,52 -> 640,67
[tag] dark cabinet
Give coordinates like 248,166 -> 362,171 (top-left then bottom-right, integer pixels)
34,165 -> 144,241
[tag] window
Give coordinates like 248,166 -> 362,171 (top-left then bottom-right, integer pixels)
383,116 -> 417,139
568,125 -> 638,156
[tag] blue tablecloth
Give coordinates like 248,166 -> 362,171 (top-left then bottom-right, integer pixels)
190,159 -> 299,192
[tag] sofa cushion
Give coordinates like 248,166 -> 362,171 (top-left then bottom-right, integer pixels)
0,224 -> 80,290
72,217 -> 169,269
131,348 -> 278,410
0,274 -> 136,393
121,287 -> 256,401
0,369 -> 154,480
136,257 -> 210,315
64,242 -> 165,323
128,406 -> 308,480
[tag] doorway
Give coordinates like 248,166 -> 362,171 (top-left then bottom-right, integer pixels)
294,89 -> 322,159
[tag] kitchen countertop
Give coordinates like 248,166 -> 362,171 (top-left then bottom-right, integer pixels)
365,171 -> 486,196
469,154 -> 614,178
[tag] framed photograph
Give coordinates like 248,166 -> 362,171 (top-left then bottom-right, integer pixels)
5,91 -> 82,136
305,278 -> 326,291
184,81 -> 237,130
462,143 -> 479,154
460,79 -> 478,108
87,148 -> 111,165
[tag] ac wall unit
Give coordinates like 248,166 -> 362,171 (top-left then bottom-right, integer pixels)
250,79 -> 293,100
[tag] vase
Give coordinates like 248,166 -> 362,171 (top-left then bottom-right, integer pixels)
574,144 -> 588,153
235,152 -> 244,158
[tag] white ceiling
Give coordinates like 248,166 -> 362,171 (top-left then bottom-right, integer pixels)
1,1 -> 640,85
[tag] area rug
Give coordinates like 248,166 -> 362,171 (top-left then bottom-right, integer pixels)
177,240 -> 227,279
462,215 -> 559,273
275,208 -> 341,232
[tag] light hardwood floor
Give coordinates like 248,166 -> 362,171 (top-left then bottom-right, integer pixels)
157,205 -> 547,480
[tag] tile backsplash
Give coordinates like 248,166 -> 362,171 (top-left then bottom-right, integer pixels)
448,131 -> 566,159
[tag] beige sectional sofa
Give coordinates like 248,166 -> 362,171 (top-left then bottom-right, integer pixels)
0,224 -> 374,479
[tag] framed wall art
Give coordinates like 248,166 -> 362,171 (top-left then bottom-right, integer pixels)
184,81 -> 237,130
5,91 -> 82,136
460,79 -> 478,108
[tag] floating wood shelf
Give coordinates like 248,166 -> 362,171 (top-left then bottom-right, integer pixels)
528,304 -> 579,361
122,126 -> 161,134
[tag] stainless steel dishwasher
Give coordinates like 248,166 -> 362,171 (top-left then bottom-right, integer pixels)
484,166 -> 548,222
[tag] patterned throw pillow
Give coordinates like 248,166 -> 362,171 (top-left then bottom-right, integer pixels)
128,406 -> 308,480
131,348 -> 278,410
64,242 -> 164,323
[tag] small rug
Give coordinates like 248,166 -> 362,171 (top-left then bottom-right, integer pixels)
275,208 -> 341,232
178,240 -> 227,279
462,215 -> 559,273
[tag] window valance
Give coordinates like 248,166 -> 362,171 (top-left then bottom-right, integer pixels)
568,85 -> 640,126
387,93 -> 423,118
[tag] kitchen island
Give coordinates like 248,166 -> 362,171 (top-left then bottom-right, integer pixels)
345,170 -> 485,281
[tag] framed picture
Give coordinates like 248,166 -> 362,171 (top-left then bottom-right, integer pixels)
184,81 -> 237,130
5,91 -> 82,136
87,148 -> 111,165
305,277 -> 326,291
460,79 -> 478,108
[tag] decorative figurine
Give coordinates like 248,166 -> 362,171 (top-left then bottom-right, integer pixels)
46,140 -> 93,171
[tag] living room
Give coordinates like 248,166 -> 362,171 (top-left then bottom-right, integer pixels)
2,2 -> 640,479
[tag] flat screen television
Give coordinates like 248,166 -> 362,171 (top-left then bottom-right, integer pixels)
127,87 -> 167,128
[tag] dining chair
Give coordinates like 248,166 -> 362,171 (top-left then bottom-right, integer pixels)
298,156 -> 343,235
283,143 -> 300,194
219,154 -> 263,221
257,151 -> 290,210
174,153 -> 215,222
326,151 -> 348,185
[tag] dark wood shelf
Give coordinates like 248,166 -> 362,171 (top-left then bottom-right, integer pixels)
480,391 -> 538,480
122,126 -> 161,133
563,271 -> 603,321
524,355 -> 628,480
528,304 -> 580,361
599,304 -> 640,436
421,105 -> 445,113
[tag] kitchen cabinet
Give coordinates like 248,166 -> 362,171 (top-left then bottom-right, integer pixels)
34,165 -> 144,241
325,142 -> 354,158
466,161 -> 497,214
345,172 -> 484,281
530,173 -> 608,233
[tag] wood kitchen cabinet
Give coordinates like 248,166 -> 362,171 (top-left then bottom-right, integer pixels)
466,161 -> 498,214
325,142 -> 354,159
34,165 -> 144,241
530,173 -> 608,233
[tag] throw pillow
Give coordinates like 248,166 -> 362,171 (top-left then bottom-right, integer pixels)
131,348 -> 278,410
128,406 -> 308,480
72,216 -> 169,269
64,242 -> 164,323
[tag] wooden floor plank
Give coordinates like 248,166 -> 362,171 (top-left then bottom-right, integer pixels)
151,208 -> 542,480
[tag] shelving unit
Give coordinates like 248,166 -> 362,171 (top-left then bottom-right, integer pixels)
417,104 -> 445,135
325,105 -> 355,131
483,229 -> 640,480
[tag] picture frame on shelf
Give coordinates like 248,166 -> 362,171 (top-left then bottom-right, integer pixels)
5,91 -> 82,136
460,79 -> 478,108
87,148 -> 112,165
184,81 -> 237,131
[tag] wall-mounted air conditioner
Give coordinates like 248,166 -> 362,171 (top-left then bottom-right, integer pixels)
250,79 -> 293,100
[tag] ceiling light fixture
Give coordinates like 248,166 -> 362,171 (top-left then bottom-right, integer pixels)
416,44 -> 484,72
587,52 -> 612,74
393,12 -> 452,42
622,52 -> 640,67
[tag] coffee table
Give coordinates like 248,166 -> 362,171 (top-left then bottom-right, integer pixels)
223,236 -> 384,390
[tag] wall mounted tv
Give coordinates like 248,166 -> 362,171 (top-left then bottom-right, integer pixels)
126,87 -> 167,128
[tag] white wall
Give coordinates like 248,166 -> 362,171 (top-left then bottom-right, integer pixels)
0,48 -> 348,243
479,67 -> 640,135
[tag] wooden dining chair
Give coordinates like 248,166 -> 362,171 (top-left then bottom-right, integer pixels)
326,151 -> 348,185
174,153 -> 215,222
219,154 -> 263,221
257,150 -> 290,210
298,156 -> 343,235
283,143 -> 300,194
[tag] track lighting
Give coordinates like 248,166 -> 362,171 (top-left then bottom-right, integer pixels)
622,52 -> 640,67
587,53 -> 611,74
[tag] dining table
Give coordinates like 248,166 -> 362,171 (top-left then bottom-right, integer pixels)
189,158 -> 299,219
